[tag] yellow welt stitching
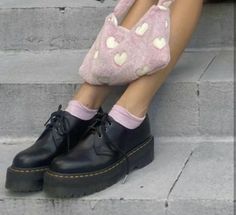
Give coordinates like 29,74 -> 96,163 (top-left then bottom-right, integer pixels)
10,167 -> 48,173
47,139 -> 151,179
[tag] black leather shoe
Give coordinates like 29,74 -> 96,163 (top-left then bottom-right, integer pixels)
44,113 -> 154,197
5,105 -> 103,192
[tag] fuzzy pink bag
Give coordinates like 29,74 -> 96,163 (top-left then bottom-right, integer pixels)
79,0 -> 174,86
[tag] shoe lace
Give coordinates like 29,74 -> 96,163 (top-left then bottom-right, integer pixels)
89,113 -> 130,183
43,105 -> 71,152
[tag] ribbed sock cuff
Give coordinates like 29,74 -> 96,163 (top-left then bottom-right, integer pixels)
65,100 -> 98,120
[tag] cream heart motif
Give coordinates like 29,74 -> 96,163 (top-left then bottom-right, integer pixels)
165,20 -> 169,28
153,37 -> 166,49
135,66 -> 150,76
114,52 -> 128,66
158,5 -> 168,10
135,23 -> 149,36
106,37 -> 119,49
93,50 -> 99,59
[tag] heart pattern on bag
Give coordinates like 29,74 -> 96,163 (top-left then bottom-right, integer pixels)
106,37 -> 119,49
158,5 -> 168,10
135,65 -> 150,76
114,52 -> 128,66
79,0 -> 173,85
165,20 -> 169,28
153,37 -> 166,49
135,23 -> 149,36
94,50 -> 99,59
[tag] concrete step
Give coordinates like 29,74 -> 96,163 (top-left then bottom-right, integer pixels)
0,49 -> 233,139
0,1 -> 233,50
0,140 -> 233,215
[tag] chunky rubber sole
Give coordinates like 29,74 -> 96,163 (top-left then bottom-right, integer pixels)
44,136 -> 154,198
5,166 -> 48,192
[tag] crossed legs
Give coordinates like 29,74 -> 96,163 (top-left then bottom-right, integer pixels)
73,0 -> 203,117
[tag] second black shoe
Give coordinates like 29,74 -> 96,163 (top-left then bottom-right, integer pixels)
5,105 -> 103,192
44,113 -> 154,198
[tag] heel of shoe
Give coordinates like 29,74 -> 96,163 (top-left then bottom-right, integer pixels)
130,136 -> 154,170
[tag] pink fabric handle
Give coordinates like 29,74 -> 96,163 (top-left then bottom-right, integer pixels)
158,0 -> 175,7
113,0 -> 136,16
114,0 -> 174,16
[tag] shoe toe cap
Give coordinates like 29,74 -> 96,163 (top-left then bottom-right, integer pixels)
13,151 -> 34,168
12,149 -> 51,168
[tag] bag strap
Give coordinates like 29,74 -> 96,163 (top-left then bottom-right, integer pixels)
157,0 -> 175,8
113,0 -> 136,17
113,0 -> 175,17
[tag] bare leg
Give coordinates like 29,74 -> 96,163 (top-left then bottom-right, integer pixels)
116,0 -> 204,117
70,0 -> 159,110
72,83 -> 112,109
72,0 -> 203,112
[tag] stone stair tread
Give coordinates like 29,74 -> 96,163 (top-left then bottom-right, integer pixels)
0,2 -> 233,50
0,141 -> 233,215
168,142 -> 234,215
0,0 -> 116,8
201,51 -> 234,81
0,50 -> 233,84
0,50 -> 86,84
0,50 -> 233,138
169,142 -> 233,201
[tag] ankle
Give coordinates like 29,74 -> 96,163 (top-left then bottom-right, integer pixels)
109,104 -> 146,129
116,100 -> 148,118
65,100 -> 98,121
73,83 -> 111,109
72,96 -> 100,110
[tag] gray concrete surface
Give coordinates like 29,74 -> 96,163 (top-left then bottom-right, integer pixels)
188,3 -> 234,49
200,51 -> 234,137
168,143 -> 234,215
0,50 -> 85,84
0,0 -> 117,8
0,2 -> 233,50
0,141 -> 233,215
0,50 -> 233,138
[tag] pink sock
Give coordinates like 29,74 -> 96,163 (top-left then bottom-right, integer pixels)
108,104 -> 146,129
65,100 -> 98,120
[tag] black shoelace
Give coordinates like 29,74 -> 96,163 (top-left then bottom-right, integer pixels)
88,113 -> 130,183
43,105 -> 71,152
